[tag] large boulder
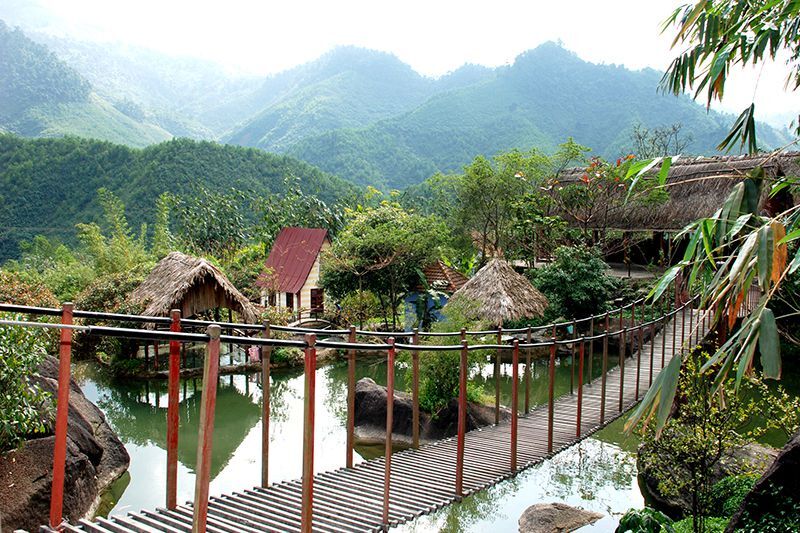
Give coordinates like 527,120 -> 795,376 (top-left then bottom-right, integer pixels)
354,377 -> 509,446
637,441 -> 777,516
0,356 -> 130,531
726,431 -> 800,531
518,502 -> 603,532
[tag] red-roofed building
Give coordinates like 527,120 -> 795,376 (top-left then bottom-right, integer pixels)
258,227 -> 331,315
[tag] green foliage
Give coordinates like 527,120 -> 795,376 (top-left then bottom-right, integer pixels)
73,267 -> 148,361
734,480 -> 800,532
0,313 -> 52,451
415,298 -> 488,413
271,347 -> 303,365
709,475 -> 757,518
671,517 -> 727,533
339,290 -> 381,329
0,134 -> 357,262
528,245 -> 617,319
661,0 -> 800,150
221,244 -> 270,301
321,203 -> 445,329
616,508 -> 675,533
636,350 -> 798,531
0,269 -> 58,308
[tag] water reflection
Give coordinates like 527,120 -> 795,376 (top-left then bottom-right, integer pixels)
72,349 -> 629,519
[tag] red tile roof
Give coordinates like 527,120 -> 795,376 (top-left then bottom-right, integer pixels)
260,228 -> 329,294
416,261 -> 470,293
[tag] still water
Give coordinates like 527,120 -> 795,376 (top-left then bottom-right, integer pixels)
74,349 -> 641,530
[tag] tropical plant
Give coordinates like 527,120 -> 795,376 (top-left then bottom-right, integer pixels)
616,508 -> 675,533
320,203 -> 445,329
661,0 -> 800,151
528,244 -> 618,319
0,315 -> 52,451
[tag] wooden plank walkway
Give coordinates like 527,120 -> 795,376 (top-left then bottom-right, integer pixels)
61,310 -> 706,533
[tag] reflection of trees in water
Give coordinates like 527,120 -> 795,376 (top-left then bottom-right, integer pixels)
265,368 -> 302,425
545,440 -> 636,511
323,356 -> 412,426
433,476 -> 521,533
92,371 -> 261,479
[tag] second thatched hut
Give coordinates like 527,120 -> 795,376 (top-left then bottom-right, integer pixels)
130,251 -> 258,323
445,258 -> 548,325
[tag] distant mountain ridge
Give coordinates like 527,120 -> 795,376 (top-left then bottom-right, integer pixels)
0,20 -> 173,146
0,135 -> 357,261
0,16 -> 791,190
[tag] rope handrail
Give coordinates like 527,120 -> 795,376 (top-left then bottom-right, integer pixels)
0,294 -> 666,341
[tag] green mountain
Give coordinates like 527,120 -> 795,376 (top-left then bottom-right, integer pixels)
224,47 -> 443,150
0,20 -> 172,146
281,43 -> 789,189
0,135 -> 357,261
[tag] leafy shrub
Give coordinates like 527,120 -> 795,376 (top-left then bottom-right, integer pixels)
616,508 -> 675,533
271,347 -> 303,365
0,314 -> 52,451
340,290 -> 381,329
0,269 -> 59,308
73,267 -> 147,361
709,475 -> 757,517
528,245 -> 617,319
734,481 -> 800,532
671,517 -> 728,533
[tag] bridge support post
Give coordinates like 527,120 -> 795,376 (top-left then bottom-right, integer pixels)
383,338 -> 396,526
494,327 -> 502,425
261,321 -> 272,487
456,340 -> 468,497
524,327 -> 532,415
618,328 -> 626,413
689,300 -> 695,347
166,310 -> 181,509
576,340 -> 584,438
412,329 -> 420,449
511,340 -> 519,471
600,314 -> 609,424
635,324 -> 643,401
346,326 -> 356,467
649,321 -> 655,387
49,303 -> 74,529
301,333 -> 317,533
192,325 -> 221,533
547,340 -> 555,453
570,320 -> 576,395
588,318 -> 594,384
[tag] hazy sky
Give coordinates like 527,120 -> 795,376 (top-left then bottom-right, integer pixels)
11,0 -> 799,128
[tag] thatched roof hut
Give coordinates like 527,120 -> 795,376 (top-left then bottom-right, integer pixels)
556,152 -> 800,231
131,252 -> 258,322
445,259 -> 548,325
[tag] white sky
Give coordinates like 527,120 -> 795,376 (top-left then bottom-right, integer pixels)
19,0 -> 800,128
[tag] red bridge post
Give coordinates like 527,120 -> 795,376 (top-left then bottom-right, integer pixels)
511,339 -> 519,472
166,309 -> 181,509
524,327 -> 532,415
49,302 -> 73,529
618,328 -> 626,413
412,328 -> 420,449
301,333 -> 317,533
576,340 -> 584,438
547,339 -> 556,453
494,327 -> 502,425
383,338 -> 396,526
600,313 -> 609,424
192,324 -> 221,533
346,326 -> 356,468
261,321 -> 272,487
456,339 -> 468,497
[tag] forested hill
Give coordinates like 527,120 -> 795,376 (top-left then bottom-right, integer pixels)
0,135 -> 357,261
0,20 -> 172,146
283,43 -> 789,189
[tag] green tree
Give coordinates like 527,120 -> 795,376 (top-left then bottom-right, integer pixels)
0,315 -> 51,451
168,186 -> 248,259
528,245 -> 618,319
320,203 -> 445,329
661,0 -> 800,151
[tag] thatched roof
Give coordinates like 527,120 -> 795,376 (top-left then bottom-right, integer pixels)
556,152 -> 800,231
445,259 -> 548,325
131,252 -> 258,323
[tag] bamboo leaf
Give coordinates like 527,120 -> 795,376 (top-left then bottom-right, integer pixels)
649,264 -> 681,301
655,353 -> 683,434
727,214 -> 751,239
757,224 -> 773,291
729,231 -> 758,283
758,308 -> 781,379
771,222 -> 788,285
779,227 -> 800,245
684,228 -> 702,262
789,247 -> 800,274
